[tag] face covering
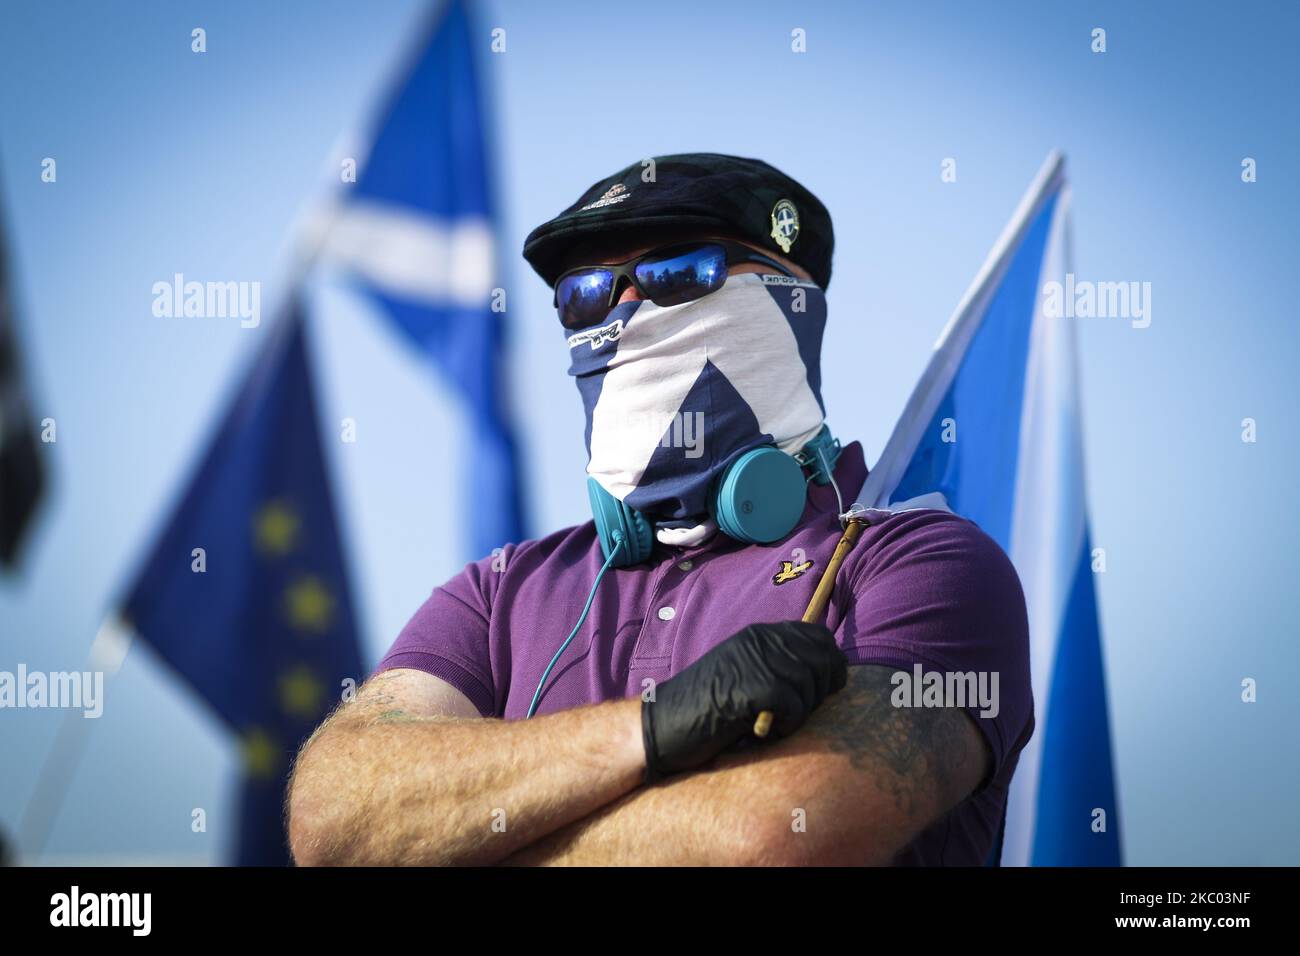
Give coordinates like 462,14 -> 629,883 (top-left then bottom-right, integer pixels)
566,271 -> 828,526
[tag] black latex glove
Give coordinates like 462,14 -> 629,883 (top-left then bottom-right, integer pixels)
641,620 -> 848,782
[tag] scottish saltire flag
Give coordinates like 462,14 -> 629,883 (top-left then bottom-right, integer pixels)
858,152 -> 1121,866
122,306 -> 364,865
315,0 -> 523,556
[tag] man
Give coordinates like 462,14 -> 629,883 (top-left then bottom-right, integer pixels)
287,153 -> 1033,866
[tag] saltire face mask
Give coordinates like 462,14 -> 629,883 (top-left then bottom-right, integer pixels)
565,271 -> 828,524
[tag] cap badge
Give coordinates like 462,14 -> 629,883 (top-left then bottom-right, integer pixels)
769,199 -> 799,253
581,182 -> 630,211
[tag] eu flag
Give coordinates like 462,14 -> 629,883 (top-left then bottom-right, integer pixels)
122,306 -> 363,865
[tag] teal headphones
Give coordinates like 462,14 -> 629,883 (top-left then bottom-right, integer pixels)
586,425 -> 842,567
526,425 -> 843,718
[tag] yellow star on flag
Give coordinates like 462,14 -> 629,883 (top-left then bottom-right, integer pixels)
278,665 -> 326,719
241,726 -> 280,779
284,575 -> 335,633
254,500 -> 300,556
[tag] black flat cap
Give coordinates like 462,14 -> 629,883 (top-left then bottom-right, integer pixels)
522,152 -> 834,290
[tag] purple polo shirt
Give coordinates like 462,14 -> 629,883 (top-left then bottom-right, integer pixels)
377,441 -> 1033,866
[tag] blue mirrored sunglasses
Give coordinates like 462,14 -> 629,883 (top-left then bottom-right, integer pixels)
553,239 -> 792,330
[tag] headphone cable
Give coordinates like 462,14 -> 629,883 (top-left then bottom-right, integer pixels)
525,533 -> 625,718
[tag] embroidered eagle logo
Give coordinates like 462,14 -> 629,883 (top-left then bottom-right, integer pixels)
772,558 -> 814,585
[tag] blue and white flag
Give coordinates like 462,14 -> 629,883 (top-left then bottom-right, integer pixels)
857,152 -> 1121,866
315,0 -> 523,556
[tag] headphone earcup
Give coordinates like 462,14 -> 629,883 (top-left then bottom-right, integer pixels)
587,477 -> 653,566
711,446 -> 807,544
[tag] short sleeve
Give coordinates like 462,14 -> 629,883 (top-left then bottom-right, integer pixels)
373,555 -> 499,717
833,510 -> 1034,783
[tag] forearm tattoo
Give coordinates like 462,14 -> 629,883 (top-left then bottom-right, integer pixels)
806,664 -> 989,819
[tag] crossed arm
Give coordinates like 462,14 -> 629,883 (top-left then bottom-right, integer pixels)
287,663 -> 989,866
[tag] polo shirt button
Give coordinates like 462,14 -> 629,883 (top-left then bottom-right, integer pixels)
658,606 -> 676,622
677,559 -> 693,571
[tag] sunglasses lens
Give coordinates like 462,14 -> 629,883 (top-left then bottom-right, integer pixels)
634,243 -> 727,306
556,270 -> 615,329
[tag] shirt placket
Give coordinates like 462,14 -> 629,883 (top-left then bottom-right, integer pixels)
627,545 -> 710,676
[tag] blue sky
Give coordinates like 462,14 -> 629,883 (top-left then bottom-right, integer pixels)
1,0 -> 1297,863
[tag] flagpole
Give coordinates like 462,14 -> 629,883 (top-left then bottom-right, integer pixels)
16,614 -> 133,861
